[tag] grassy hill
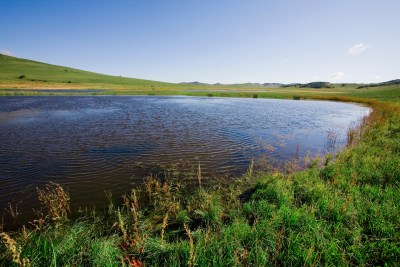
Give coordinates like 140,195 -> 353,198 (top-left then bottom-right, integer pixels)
0,54 -> 180,91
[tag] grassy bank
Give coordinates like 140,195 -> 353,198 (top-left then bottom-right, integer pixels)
1,95 -> 399,266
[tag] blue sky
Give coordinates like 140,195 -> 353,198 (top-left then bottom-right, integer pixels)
1,0 -> 399,84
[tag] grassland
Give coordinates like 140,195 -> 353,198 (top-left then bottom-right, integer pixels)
1,54 -> 400,102
1,55 -> 399,266
0,54 -> 177,91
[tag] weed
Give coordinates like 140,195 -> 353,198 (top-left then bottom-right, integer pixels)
0,233 -> 30,267
184,223 -> 195,267
6,202 -> 21,221
36,182 -> 70,225
197,162 -> 202,191
326,129 -> 339,152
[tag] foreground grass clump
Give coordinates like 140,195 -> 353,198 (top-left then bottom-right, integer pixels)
1,100 -> 400,266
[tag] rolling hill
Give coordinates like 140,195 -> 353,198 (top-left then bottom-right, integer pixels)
0,54 -> 177,91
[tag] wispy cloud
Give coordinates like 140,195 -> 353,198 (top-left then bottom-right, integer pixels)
348,43 -> 369,54
331,72 -> 345,80
0,50 -> 15,57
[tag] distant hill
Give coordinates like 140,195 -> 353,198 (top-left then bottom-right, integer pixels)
263,83 -> 284,88
282,82 -> 333,88
181,82 -> 284,88
180,81 -> 209,86
281,83 -> 301,88
300,82 -> 334,88
356,79 -> 400,89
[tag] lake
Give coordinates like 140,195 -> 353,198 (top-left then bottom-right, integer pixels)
0,96 -> 370,225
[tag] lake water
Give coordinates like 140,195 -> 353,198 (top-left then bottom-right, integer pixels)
0,96 -> 370,225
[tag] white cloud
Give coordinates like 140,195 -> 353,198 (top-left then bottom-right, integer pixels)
375,75 -> 382,80
348,43 -> 369,54
0,50 -> 15,57
331,72 -> 345,80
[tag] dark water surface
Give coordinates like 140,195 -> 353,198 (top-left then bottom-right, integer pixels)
0,96 -> 370,224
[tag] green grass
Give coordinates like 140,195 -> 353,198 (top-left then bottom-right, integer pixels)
17,223 -> 122,266
0,54 -> 191,93
1,55 -> 400,266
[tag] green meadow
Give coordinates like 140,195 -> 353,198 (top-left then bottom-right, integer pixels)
1,55 -> 399,266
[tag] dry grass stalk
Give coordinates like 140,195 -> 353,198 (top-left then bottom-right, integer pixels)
184,223 -> 195,267
144,175 -> 178,215
197,162 -> 202,191
36,182 -> 70,224
120,189 -> 145,266
246,158 -> 254,179
6,202 -> 21,220
161,211 -> 169,242
326,130 -> 338,152
303,245 -> 314,267
29,215 -> 46,231
21,226 -> 29,240
131,190 -> 140,237
0,232 -> 30,267
274,226 -> 285,267
117,209 -> 127,243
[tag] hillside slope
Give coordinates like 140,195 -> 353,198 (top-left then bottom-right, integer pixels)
0,54 -> 176,90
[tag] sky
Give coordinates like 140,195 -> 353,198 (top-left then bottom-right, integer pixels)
1,0 -> 399,84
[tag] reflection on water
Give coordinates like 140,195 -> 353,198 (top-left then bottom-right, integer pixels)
0,96 -> 370,224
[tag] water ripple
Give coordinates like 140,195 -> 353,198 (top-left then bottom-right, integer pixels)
0,96 -> 370,223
